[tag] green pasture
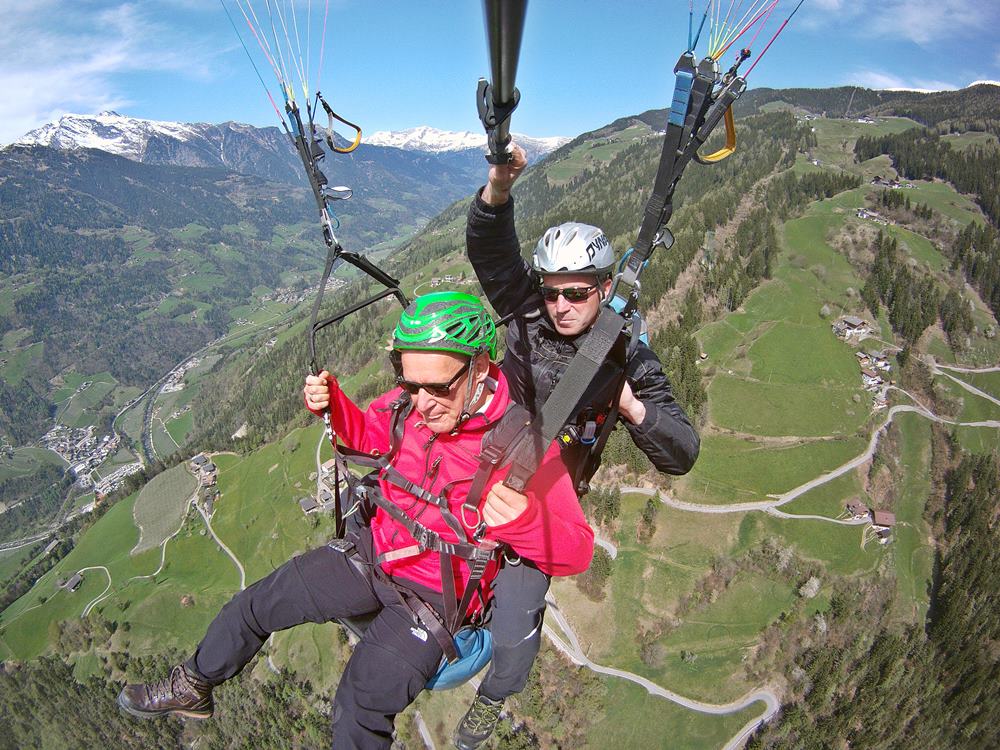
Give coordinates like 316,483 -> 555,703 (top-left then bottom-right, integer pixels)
676,434 -> 866,506
934,373 -> 1000,424
891,413 -> 934,623
777,472 -> 864,518
587,681 -> 765,750
907,180 -> 985,226
889,225 -> 948,273
2,327 -> 31,349
171,223 -> 210,240
809,117 -> 919,172
54,373 -> 118,428
546,125 -> 650,183
0,447 -> 66,484
753,511 -> 879,575
951,424 -> 1000,455
166,410 -> 194,445
0,545 -> 39,587
222,221 -> 259,238
963,370 -> 1000,398
267,621 -> 346,697
0,342 -> 43,385
132,464 -> 198,555
709,376 -> 866,436
71,491 -> 96,513
653,573 -> 795,697
0,489 -> 242,661
179,272 -> 226,293
151,418 -> 181,459
943,131 -> 999,151
210,428 -> 339,582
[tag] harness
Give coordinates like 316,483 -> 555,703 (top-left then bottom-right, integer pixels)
324,392 -> 537,662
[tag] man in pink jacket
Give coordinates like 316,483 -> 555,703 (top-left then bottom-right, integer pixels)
118,291 -> 592,749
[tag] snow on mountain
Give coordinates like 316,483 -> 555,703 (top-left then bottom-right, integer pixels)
16,111 -> 200,160
365,126 -> 569,157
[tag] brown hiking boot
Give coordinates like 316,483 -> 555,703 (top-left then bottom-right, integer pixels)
117,664 -> 214,719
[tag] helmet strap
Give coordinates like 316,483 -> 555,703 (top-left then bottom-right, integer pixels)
453,357 -> 479,434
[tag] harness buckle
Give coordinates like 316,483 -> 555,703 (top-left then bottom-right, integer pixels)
415,526 -> 440,551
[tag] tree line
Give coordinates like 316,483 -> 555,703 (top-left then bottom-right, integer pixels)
747,451 -> 1000,749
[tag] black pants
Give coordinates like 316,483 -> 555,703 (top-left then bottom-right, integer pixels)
185,539 -> 445,750
480,560 -> 551,701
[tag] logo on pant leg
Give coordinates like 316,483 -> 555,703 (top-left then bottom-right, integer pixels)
410,626 -> 428,642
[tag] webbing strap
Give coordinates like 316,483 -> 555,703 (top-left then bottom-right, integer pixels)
504,308 -> 626,492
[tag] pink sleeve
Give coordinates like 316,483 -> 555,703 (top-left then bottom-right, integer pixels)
305,377 -> 392,454
486,444 -> 594,577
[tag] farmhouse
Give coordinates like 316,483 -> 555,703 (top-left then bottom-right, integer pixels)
847,500 -> 869,518
321,458 -> 337,477
833,315 -> 872,340
44,539 -> 60,555
190,454 -> 208,468
871,510 -> 896,529
299,496 -> 319,514
63,573 -> 84,591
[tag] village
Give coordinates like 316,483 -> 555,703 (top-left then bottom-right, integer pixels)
189,453 -> 220,515
831,315 -> 893,409
160,356 -> 202,394
39,425 -> 122,481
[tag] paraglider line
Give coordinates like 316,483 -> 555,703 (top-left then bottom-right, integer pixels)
220,0 -> 286,123
744,0 -> 806,76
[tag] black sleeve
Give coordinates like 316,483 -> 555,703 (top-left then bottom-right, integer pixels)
466,189 -> 539,318
622,343 -> 700,476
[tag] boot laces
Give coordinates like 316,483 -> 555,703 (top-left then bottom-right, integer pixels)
151,665 -> 194,703
463,696 -> 503,734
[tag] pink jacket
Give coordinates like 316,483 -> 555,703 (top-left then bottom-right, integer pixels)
310,364 -> 593,607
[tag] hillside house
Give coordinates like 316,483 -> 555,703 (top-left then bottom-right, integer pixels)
833,315 -> 872,340
321,458 -> 337,477
64,573 -> 83,591
847,500 -> 869,518
871,510 -> 896,529
299,496 -> 319,514
191,454 -> 208,468
319,487 -> 334,503
44,539 -> 60,555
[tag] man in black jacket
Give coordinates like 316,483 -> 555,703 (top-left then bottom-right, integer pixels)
453,144 -> 700,749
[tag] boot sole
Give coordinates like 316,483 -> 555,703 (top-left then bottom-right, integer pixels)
116,690 -> 212,720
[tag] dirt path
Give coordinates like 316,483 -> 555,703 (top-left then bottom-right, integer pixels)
543,594 -> 779,735
196,502 -> 246,590
79,565 -> 112,617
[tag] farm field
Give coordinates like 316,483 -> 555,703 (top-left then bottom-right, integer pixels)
0,446 -> 66,484
131,464 -> 198,555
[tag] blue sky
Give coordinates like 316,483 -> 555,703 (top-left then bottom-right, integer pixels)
3,0 -> 999,145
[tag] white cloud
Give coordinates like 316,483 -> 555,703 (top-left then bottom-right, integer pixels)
805,0 -> 995,46
0,2 -> 218,144
850,69 -> 959,92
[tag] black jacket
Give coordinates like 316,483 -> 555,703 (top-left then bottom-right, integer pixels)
466,190 -> 700,483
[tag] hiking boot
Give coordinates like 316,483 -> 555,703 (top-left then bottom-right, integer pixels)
117,664 -> 214,719
453,693 -> 504,749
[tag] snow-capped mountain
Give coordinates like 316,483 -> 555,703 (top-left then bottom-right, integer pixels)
17,111 -> 200,159
365,126 -> 569,159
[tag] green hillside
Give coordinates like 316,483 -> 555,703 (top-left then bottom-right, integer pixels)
2,85 -> 999,749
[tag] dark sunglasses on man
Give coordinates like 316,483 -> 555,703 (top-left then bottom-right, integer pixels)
393,359 -> 470,398
538,284 -> 599,303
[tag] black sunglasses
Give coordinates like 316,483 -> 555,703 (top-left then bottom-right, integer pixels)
395,363 -> 468,398
539,284 -> 599,303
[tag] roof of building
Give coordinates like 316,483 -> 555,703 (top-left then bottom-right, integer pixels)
191,454 -> 208,465
847,500 -> 869,515
861,368 -> 879,378
871,510 -> 896,527
299,497 -> 319,512
64,573 -> 83,590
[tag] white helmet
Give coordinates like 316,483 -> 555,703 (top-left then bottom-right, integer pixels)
532,222 -> 615,278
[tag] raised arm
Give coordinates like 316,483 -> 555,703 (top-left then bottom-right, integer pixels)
466,144 -> 539,318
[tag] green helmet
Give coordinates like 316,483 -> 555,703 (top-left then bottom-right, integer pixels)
393,291 -> 497,359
